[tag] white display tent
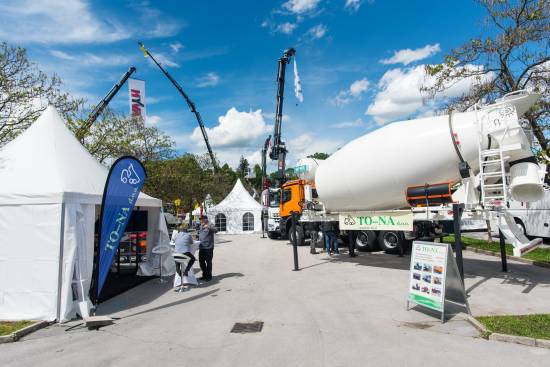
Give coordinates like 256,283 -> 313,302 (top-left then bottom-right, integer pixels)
0,107 -> 174,322
207,179 -> 262,234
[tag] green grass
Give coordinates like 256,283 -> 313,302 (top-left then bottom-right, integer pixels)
0,321 -> 33,336
476,314 -> 550,340
441,235 -> 550,265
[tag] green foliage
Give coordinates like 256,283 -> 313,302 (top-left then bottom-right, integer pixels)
236,155 -> 250,178
0,42 -> 83,146
307,152 -> 330,160
67,109 -> 175,164
0,321 -> 33,336
477,314 -> 550,340
441,235 -> 550,265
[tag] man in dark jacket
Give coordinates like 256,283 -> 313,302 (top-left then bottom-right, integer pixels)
198,217 -> 217,281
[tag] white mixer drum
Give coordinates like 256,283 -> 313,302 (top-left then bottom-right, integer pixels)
294,157 -> 322,182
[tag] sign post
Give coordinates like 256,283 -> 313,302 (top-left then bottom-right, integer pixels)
406,241 -> 470,322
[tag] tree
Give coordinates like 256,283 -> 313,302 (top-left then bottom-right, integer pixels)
422,0 -> 550,158
307,152 -> 330,160
67,109 -> 175,164
0,42 -> 83,146
237,155 -> 250,178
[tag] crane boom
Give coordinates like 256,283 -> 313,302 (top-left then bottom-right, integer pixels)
77,66 -> 136,140
269,48 -> 295,186
138,42 -> 219,172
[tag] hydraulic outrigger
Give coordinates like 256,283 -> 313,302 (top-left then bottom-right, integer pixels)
76,66 -> 137,140
138,42 -> 219,172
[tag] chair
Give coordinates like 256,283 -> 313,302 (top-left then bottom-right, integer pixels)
173,252 -> 192,292
152,244 -> 171,283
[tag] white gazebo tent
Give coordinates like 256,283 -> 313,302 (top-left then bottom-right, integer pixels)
0,107 -> 173,322
207,179 -> 262,234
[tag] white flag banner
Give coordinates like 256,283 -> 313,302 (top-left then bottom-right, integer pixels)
129,78 -> 146,120
293,58 -> 303,103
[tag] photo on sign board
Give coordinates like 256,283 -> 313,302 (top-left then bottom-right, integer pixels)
433,276 -> 442,285
413,262 -> 422,271
412,283 -> 420,291
423,263 -> 432,272
413,273 -> 421,280
431,287 -> 441,296
422,274 -> 432,283
433,265 -> 443,274
421,286 -> 430,294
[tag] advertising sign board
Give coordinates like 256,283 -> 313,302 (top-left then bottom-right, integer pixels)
339,211 -> 413,231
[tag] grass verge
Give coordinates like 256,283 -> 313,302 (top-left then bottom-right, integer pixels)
0,321 -> 34,336
441,235 -> 550,265
476,314 -> 550,340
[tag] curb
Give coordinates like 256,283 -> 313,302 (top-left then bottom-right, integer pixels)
464,316 -> 550,350
463,247 -> 550,269
0,321 -> 50,344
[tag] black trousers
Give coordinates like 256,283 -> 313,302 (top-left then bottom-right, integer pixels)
199,248 -> 214,279
176,252 -> 195,277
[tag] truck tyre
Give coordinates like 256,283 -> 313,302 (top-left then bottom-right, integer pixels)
267,231 -> 279,240
514,218 -> 527,237
378,230 -> 404,253
355,230 -> 378,252
289,225 -> 305,246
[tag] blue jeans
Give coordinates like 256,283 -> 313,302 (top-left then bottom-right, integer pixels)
324,232 -> 338,254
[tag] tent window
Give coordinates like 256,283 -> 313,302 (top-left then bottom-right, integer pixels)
242,212 -> 254,231
215,213 -> 227,232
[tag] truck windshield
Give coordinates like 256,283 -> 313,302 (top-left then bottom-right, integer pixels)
269,190 -> 281,208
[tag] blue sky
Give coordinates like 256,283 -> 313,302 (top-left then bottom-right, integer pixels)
0,0 -> 489,168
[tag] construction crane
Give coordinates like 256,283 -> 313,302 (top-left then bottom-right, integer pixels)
76,66 -> 136,140
138,42 -> 219,172
261,135 -> 272,190
269,48 -> 296,186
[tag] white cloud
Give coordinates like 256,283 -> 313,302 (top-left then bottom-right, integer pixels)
190,108 -> 271,149
283,0 -> 321,14
170,42 -> 184,53
50,50 -> 132,66
381,43 -> 441,66
345,0 -> 362,12
196,72 -> 220,88
149,53 -> 179,68
330,118 -> 365,128
275,22 -> 298,35
146,115 -> 161,126
286,133 -> 342,166
0,0 -> 180,44
332,78 -> 370,106
365,64 -> 495,125
306,24 -> 327,40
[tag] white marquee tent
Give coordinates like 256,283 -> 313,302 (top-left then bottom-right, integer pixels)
207,179 -> 262,234
0,107 -> 173,322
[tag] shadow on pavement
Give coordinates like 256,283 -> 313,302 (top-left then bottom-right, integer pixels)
318,249 -> 550,294
199,272 -> 244,287
121,289 -> 220,319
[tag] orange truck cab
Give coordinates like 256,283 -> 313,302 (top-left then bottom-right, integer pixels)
279,179 -> 306,239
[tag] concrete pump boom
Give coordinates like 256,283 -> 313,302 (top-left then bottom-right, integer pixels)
269,48 -> 296,186
138,42 -> 219,172
261,135 -> 271,189
77,66 -> 136,140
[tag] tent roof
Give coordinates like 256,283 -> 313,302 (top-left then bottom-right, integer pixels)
209,179 -> 262,212
0,106 -> 160,206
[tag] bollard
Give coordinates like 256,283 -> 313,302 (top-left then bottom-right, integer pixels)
499,229 -> 508,272
291,212 -> 300,271
452,203 -> 465,282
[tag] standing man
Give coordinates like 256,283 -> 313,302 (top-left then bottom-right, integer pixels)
198,217 -> 217,281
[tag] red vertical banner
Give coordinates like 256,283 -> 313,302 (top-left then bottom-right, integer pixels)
128,78 -> 146,121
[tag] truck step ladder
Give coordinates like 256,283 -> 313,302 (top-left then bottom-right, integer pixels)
497,211 -> 542,257
478,147 -> 508,208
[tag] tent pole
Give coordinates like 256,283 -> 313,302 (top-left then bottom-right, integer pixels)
56,203 -> 66,322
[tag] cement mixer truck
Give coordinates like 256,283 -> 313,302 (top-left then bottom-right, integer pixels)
277,91 -> 545,257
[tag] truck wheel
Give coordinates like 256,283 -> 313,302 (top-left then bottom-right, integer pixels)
355,230 -> 378,252
378,230 -> 404,253
267,231 -> 279,239
289,225 -> 305,246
